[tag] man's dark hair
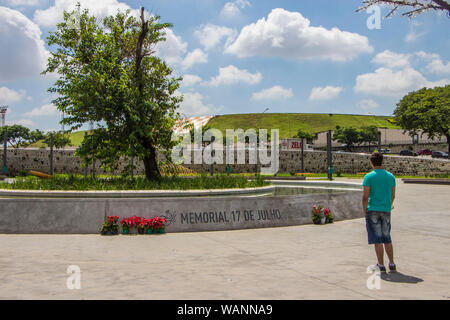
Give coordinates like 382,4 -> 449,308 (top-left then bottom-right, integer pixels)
370,152 -> 383,167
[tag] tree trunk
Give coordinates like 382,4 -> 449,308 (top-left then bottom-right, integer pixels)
143,145 -> 161,181
447,134 -> 450,159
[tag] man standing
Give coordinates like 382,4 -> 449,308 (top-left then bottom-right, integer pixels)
362,152 -> 396,273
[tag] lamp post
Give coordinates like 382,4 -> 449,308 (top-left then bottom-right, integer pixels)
1,106 -> 8,175
260,107 -> 269,131
327,114 -> 333,181
256,107 -> 269,175
0,106 -> 7,127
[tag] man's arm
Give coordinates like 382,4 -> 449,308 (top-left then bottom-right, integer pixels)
391,186 -> 396,210
362,186 -> 370,216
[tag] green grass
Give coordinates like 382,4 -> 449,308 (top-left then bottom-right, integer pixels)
0,174 -> 270,191
28,130 -> 92,148
208,113 -> 400,139
26,113 -> 400,148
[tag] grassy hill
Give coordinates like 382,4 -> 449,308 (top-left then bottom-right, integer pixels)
207,113 -> 400,139
28,130 -> 92,148
28,113 -> 400,147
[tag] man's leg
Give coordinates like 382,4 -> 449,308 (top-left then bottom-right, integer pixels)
384,243 -> 394,265
374,244 -> 384,266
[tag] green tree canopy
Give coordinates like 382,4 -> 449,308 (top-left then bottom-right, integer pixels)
394,85 -> 449,157
294,129 -> 316,144
43,131 -> 73,149
359,125 -> 379,149
0,125 -> 44,148
43,6 -> 183,180
332,126 -> 361,151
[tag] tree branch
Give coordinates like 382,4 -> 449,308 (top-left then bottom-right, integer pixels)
356,0 -> 450,17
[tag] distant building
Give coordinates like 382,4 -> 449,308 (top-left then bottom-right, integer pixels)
313,128 -> 445,148
174,116 -> 213,134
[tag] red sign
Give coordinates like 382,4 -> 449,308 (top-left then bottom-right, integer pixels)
290,141 -> 302,149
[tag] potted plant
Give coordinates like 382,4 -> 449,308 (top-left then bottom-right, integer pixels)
145,218 -> 154,234
120,216 -> 141,235
323,208 -> 334,224
100,216 -> 119,235
138,217 -> 151,235
152,216 -> 167,234
120,217 -> 131,235
311,205 -> 323,225
138,218 -> 152,234
312,205 -> 334,225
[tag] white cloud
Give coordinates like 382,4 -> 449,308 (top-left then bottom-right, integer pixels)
194,24 -> 237,51
225,8 -> 373,61
252,85 -> 293,101
425,59 -> 450,75
354,67 -> 449,96
404,30 -> 426,42
357,99 -> 379,111
155,29 -> 188,66
24,104 -> 59,117
372,50 -> 411,69
33,0 -> 139,27
220,0 -> 251,18
181,74 -> 202,87
181,49 -> 208,71
414,51 -> 440,61
0,6 -> 49,81
179,92 -> 221,117
309,86 -> 343,101
4,0 -> 40,6
6,118 -> 34,127
206,65 -> 262,87
0,87 -> 27,104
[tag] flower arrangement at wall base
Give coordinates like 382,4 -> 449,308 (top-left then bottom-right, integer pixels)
140,218 -> 153,234
152,217 -> 167,234
100,216 -> 119,235
312,205 -> 334,225
120,216 -> 141,235
108,216 -> 167,235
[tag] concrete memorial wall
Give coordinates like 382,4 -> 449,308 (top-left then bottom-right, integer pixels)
0,190 -> 363,234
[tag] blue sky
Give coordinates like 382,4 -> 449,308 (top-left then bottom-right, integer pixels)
0,0 -> 449,131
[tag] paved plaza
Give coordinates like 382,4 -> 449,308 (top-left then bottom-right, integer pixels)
0,179 -> 449,300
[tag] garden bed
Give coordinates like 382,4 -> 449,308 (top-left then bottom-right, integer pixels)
0,174 -> 269,191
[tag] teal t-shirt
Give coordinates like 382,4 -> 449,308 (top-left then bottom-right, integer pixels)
363,169 -> 396,213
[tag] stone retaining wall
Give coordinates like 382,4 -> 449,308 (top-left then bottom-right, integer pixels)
0,148 -> 448,176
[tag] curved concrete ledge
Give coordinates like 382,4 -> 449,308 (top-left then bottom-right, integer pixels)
270,180 -> 363,190
402,178 -> 450,185
0,185 -> 276,198
0,187 -> 363,234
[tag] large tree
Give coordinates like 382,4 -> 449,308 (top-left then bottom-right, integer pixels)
357,0 -> 450,18
0,125 -> 44,148
43,131 -> 73,149
394,85 -> 449,157
332,126 -> 361,151
294,129 -> 316,144
359,125 -> 379,151
43,6 -> 183,180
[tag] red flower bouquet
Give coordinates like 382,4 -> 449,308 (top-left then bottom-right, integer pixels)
151,217 -> 167,233
120,216 -> 142,234
311,205 -> 334,224
100,215 -> 120,235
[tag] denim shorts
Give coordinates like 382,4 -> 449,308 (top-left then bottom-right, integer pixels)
365,211 -> 392,244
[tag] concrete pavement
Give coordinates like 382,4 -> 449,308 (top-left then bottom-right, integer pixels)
0,179 -> 449,300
